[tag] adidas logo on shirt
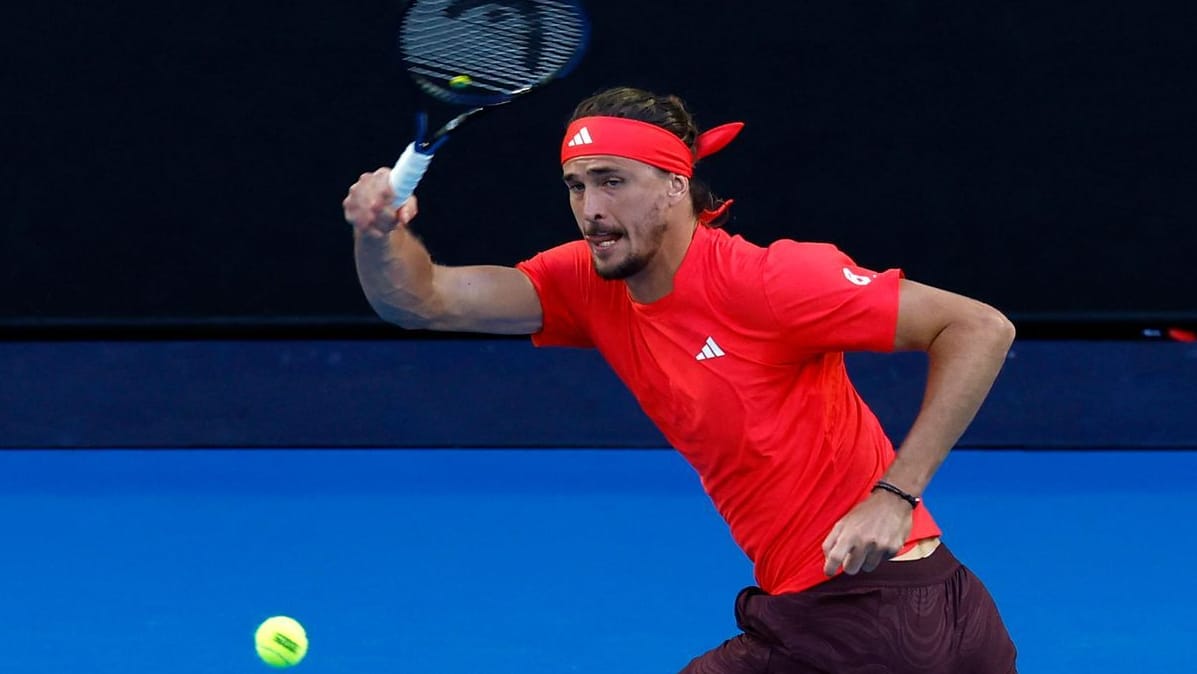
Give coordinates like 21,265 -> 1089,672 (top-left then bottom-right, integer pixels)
567,126 -> 594,146
695,336 -> 726,361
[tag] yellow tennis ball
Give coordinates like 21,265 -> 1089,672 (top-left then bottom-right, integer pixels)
254,616 -> 308,668
449,74 -> 472,89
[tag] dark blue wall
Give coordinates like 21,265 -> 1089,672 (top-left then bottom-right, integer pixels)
2,339 -> 1193,449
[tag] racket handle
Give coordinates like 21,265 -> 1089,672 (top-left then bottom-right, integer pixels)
389,142 -> 435,206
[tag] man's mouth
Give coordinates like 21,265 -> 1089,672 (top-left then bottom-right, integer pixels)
585,231 -> 624,249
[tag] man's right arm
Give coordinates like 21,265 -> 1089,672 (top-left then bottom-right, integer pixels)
344,168 -> 544,335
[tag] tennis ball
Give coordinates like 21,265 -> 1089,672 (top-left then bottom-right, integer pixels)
254,616 -> 308,668
448,74 -> 472,89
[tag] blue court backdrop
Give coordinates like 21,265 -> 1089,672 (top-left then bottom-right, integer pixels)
1,339 -> 1194,449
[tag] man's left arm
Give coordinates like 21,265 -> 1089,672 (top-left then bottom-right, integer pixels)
823,279 -> 1016,576
884,279 -> 1016,496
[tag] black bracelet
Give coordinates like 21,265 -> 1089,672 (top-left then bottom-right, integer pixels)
872,480 -> 920,509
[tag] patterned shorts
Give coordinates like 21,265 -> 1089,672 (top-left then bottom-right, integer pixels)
678,544 -> 1017,674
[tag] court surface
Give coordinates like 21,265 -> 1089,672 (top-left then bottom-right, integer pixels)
1,448 -> 1192,673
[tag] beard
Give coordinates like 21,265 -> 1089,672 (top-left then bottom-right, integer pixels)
593,248 -> 652,280
590,215 -> 668,280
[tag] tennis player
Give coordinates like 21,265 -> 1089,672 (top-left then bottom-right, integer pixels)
343,86 -> 1018,673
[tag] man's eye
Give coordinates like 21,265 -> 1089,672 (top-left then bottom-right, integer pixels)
604,179 -> 622,187
566,183 -> 584,192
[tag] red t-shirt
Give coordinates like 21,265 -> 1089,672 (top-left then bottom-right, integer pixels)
516,224 -> 940,594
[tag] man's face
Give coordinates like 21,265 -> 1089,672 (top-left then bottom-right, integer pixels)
561,156 -> 674,280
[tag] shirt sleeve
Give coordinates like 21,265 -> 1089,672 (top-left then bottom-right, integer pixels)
515,242 -> 595,348
762,241 -> 903,354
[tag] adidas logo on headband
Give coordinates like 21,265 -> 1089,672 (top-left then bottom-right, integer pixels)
561,117 -> 745,179
566,126 -> 594,147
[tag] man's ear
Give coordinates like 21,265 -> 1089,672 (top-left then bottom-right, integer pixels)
667,174 -> 690,204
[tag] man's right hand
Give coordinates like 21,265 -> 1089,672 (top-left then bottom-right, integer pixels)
342,168 -> 419,240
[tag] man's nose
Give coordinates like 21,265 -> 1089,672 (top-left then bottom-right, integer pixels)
582,189 -> 605,221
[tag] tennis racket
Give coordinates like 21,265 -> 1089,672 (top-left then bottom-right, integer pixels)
388,0 -> 590,206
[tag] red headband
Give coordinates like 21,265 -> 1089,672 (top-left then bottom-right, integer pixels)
560,116 -> 744,224
560,116 -> 744,178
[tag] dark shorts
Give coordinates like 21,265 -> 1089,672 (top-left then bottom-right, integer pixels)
678,544 -> 1017,674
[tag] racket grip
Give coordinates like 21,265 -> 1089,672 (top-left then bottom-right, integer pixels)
389,142 -> 435,206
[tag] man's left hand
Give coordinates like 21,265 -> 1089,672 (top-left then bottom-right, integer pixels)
821,491 -> 914,576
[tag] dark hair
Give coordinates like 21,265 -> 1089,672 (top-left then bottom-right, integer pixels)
569,87 -> 731,228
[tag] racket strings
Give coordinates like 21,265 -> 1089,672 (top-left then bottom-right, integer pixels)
401,0 -> 585,94
404,19 -> 579,79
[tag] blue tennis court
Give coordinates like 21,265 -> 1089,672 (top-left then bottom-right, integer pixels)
1,446 -> 1193,673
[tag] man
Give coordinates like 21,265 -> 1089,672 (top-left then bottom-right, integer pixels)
343,86 -> 1018,673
